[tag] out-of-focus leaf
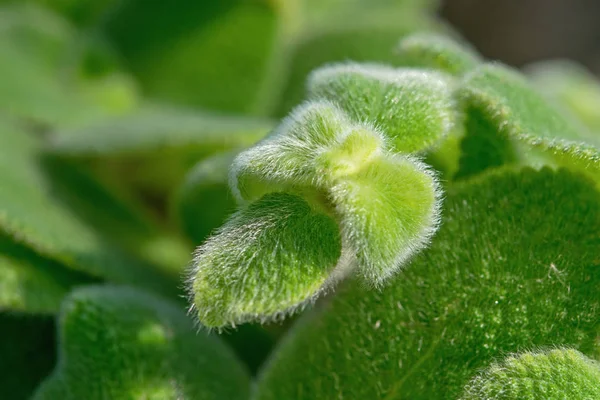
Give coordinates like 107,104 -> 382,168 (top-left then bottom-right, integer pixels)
254,168 -> 600,399
0,234 -> 92,314
103,0 -> 279,113
394,32 -> 481,75
51,106 -> 271,156
527,60 -> 600,132
33,285 -> 251,400
457,63 -> 600,182
102,0 -> 439,116
308,63 -> 457,153
39,0 -> 119,26
191,102 -> 441,327
0,116 -> 180,296
173,151 -> 238,245
459,349 -> 600,400
0,314 -> 56,400
271,15 -> 440,117
49,105 -> 273,201
0,3 -> 138,127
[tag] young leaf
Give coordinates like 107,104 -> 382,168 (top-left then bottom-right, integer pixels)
527,60 -> 600,132
308,63 -> 457,153
459,349 -> 600,400
0,115 -> 179,296
172,151 -> 238,245
328,154 -> 440,285
394,32 -> 481,76
33,285 -> 250,400
0,235 -> 92,314
191,192 -> 341,328
253,168 -> 600,400
457,63 -> 600,183
191,102 -> 441,327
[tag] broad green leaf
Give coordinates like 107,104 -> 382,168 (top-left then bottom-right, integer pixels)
173,151 -> 238,245
0,116 -> 180,296
308,63 -> 457,153
254,168 -> 600,399
50,105 -> 272,199
0,314 -> 56,400
527,60 -> 600,132
459,349 -> 600,400
103,0 -> 279,113
33,285 -> 250,400
394,32 -> 481,76
0,234 -> 92,313
191,192 -> 341,328
192,102 -> 440,327
457,63 -> 600,182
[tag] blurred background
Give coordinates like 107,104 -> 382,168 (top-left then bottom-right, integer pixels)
1,1 -> 600,398
442,0 -> 600,73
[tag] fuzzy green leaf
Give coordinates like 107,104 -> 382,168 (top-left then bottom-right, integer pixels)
308,63 -> 457,153
233,102 -> 441,278
0,235 -> 92,313
191,102 -> 441,327
527,60 -> 600,132
394,32 -> 481,75
0,116 -> 179,296
173,151 -> 238,245
328,154 -> 440,285
254,168 -> 600,399
460,349 -> 600,400
191,192 -> 341,328
33,285 -> 250,400
457,63 -> 600,183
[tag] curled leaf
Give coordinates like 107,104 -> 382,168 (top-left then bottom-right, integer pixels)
329,154 -> 440,285
458,63 -> 600,183
190,192 -> 341,328
308,63 -> 457,153
459,349 -> 600,400
190,102 -> 441,327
